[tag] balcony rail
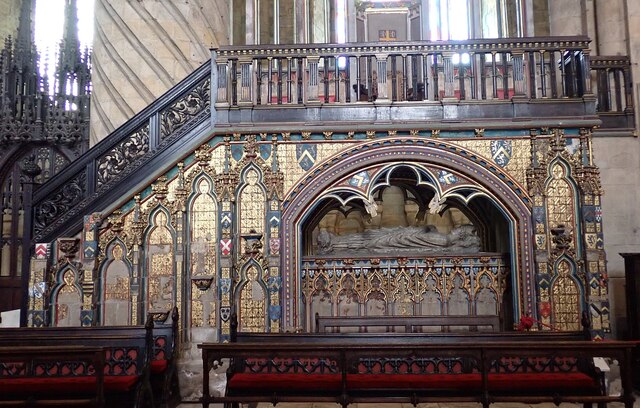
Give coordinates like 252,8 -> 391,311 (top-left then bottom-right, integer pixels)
213,37 -> 593,108
591,55 -> 635,130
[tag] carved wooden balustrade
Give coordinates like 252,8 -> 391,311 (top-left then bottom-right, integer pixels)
213,37 -> 599,127
591,55 -> 635,131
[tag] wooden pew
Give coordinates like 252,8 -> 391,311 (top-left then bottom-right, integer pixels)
200,340 -> 637,408
0,319 -> 155,408
236,313 -> 589,344
0,346 -> 106,407
201,314 -> 632,408
0,308 -> 179,408
149,307 -> 180,408
315,313 -> 502,333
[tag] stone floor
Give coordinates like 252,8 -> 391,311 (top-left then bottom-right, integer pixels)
178,402 -> 640,408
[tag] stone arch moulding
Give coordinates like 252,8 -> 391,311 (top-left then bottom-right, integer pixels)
280,137 -> 534,329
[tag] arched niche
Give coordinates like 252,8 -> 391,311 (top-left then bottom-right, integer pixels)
52,267 -> 82,327
303,163 -> 511,257
99,240 -> 132,326
282,138 -> 533,329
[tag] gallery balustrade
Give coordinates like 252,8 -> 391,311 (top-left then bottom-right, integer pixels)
213,37 -> 593,107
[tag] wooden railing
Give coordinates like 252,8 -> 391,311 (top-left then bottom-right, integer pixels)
591,55 -> 635,130
213,37 -> 593,107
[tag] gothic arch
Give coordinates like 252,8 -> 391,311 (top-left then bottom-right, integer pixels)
186,174 -> 219,329
143,207 -> 176,315
50,265 -> 82,327
550,257 -> 584,331
281,137 -> 533,328
544,157 -> 582,256
234,259 -> 268,332
237,164 -> 268,236
98,239 -> 133,325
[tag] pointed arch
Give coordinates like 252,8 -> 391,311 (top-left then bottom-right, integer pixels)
98,239 -> 133,325
282,137 -> 533,328
550,257 -> 583,331
144,207 -> 176,314
186,174 -> 218,328
544,158 -> 581,255
237,165 -> 267,236
235,260 -> 268,332
51,265 -> 82,327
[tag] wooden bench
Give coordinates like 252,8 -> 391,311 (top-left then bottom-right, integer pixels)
200,314 -> 634,408
0,322 -> 153,407
149,307 -> 180,408
315,314 -> 502,333
0,345 -> 106,407
0,318 -> 156,407
200,339 -> 636,408
0,308 -> 179,408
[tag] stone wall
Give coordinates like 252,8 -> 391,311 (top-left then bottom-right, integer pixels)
0,0 -> 21,40
627,0 -> 640,131
593,137 -> 640,337
548,0 -> 585,37
90,0 -> 230,144
593,0 -> 640,337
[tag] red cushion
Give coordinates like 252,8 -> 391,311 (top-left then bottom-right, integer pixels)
151,360 -> 168,374
0,377 -> 99,394
487,373 -> 598,392
347,373 -> 481,390
349,373 -> 597,392
104,375 -> 140,391
228,373 -> 342,392
0,375 -> 139,394
227,372 -> 598,394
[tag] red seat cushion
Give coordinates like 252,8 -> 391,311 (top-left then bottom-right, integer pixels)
487,373 -> 598,392
0,375 -> 139,394
227,372 -> 598,395
104,375 -> 140,391
348,372 -> 597,392
228,373 -> 342,392
151,360 -> 168,374
347,373 -> 481,390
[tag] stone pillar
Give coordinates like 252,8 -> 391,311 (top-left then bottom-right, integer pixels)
593,136 -> 640,336
626,0 -> 640,134
548,0 -> 585,36
90,0 -> 230,144
294,0 -> 305,43
591,0 -> 628,55
0,0 -> 21,40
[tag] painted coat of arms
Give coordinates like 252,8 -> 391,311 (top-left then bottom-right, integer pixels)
491,140 -> 512,167
296,144 -> 317,171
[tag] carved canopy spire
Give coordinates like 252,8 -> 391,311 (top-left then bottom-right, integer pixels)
16,0 -> 34,52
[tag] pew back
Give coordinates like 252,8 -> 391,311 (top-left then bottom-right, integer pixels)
199,340 -> 637,408
0,345 -> 106,407
0,321 -> 154,407
315,314 -> 502,333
